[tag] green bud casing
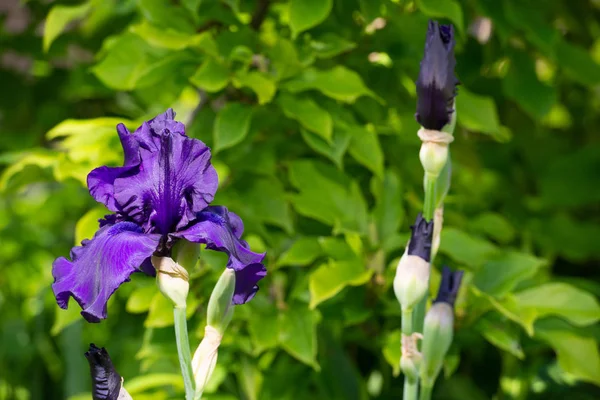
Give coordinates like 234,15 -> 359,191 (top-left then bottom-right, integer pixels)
152,256 -> 189,309
393,252 -> 430,311
172,240 -> 200,272
420,302 -> 454,385
207,268 -> 236,334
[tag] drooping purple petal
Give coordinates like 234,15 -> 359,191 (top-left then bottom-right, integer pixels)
171,206 -> 267,304
52,222 -> 161,322
416,20 -> 458,130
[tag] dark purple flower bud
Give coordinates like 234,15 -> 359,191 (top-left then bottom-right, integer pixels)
416,20 -> 458,131
434,266 -> 464,307
52,110 -> 266,322
407,213 -> 434,262
85,344 -> 122,400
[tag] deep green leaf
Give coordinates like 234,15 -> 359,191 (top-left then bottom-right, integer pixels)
213,103 -> 254,152
278,93 -> 333,142
289,0 -> 333,38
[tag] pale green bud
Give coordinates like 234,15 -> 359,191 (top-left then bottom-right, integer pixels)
393,252 -> 430,311
420,302 -> 454,385
152,256 -> 189,309
192,326 -> 222,396
207,268 -> 236,334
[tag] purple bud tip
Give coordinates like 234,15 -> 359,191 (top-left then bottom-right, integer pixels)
84,344 -> 122,400
407,213 -> 434,262
434,266 -> 464,307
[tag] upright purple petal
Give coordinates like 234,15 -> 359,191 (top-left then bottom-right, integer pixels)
171,206 -> 266,304
52,222 -> 161,322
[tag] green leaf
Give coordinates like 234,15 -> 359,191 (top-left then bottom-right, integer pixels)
476,315 -> 524,359
469,212 -> 516,244
536,325 -> 600,385
138,0 -> 195,33
289,0 -> 333,38
126,284 -> 156,314
310,33 -> 356,59
190,59 -> 230,92
556,40 -> 600,86
456,88 -> 507,141
44,2 -> 91,52
237,177 -> 294,234
439,228 -> 499,269
51,306 -> 82,336
416,0 -> 463,32
279,303 -> 321,370
300,128 -> 351,169
382,330 -> 402,376
288,160 -> 369,235
283,66 -> 379,103
213,103 -> 254,152
347,125 -> 384,178
371,170 -> 404,246
74,207 -> 105,245
277,237 -> 323,268
473,251 -> 546,298
247,298 -> 280,354
130,21 -> 200,50
145,292 -> 175,328
269,38 -> 304,81
233,71 -> 277,105
125,373 -> 184,394
309,238 -> 373,308
278,93 -> 333,142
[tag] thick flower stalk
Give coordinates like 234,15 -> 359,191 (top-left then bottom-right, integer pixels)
52,109 -> 266,400
85,343 -> 132,400
420,267 -> 464,400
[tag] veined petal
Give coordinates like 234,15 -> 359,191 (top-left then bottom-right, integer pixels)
52,222 -> 161,322
171,206 -> 266,305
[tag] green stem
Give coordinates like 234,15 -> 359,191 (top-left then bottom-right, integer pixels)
174,307 -> 195,400
402,309 -> 419,400
419,383 -> 433,400
423,173 -> 437,222
412,296 -> 427,339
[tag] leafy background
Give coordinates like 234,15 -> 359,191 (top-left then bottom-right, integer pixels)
1,0 -> 600,399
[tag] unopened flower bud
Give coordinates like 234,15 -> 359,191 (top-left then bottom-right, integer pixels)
420,140 -> 449,177
85,343 -> 132,400
192,326 -> 222,396
152,256 -> 189,309
207,268 -> 236,334
393,214 -> 433,311
420,266 -> 463,385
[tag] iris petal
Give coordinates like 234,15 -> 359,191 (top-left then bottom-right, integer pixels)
52,222 -> 161,322
171,206 -> 267,305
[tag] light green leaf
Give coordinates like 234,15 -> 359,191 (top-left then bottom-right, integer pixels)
473,251 -> 546,298
416,0 -> 463,32
279,303 -> 321,370
456,88 -> 507,141
190,59 -> 230,92
347,125 -> 384,178
277,237 -> 323,268
278,93 -> 333,142
310,33 -> 356,59
126,284 -> 156,314
233,71 -> 277,105
371,170 -> 404,246
130,20 -> 199,50
382,330 -> 402,376
288,160 -> 369,235
145,292 -> 174,328
51,306 -> 82,336
289,0 -> 333,38
269,38 -> 304,80
283,66 -> 379,103
213,103 -> 254,152
137,0 -> 195,33
300,128 -> 351,169
247,297 -> 280,354
74,207 -> 106,245
134,52 -> 196,89
469,212 -> 516,244
125,373 -> 184,394
44,2 -> 91,52
439,228 -> 499,269
536,325 -> 600,385
0,150 -> 58,191
476,316 -> 524,359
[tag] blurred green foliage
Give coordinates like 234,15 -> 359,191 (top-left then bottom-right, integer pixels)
1,0 -> 600,399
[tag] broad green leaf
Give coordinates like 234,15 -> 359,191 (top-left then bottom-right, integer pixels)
469,212 -> 516,244
473,251 -> 546,298
503,51 -> 556,119
536,326 -> 600,385
371,170 -> 404,246
74,207 -> 105,245
310,33 -> 356,58
133,52 -> 197,89
277,237 -> 323,267
138,0 -> 195,33
51,306 -> 82,336
279,303 -> 321,370
190,59 -> 230,92
288,160 -> 369,234
130,21 -> 199,50
439,228 -> 499,269
416,0 -> 463,32
456,88 -> 506,141
0,150 -> 57,191
126,284 -> 156,314
278,93 -> 333,142
44,2 -> 91,52
382,330 -> 402,376
247,302 -> 279,354
347,125 -> 384,178
289,0 -> 333,38
269,38 -> 304,80
213,103 -> 254,152
233,71 -> 277,105
125,373 -> 184,394
236,178 -> 294,234
476,316 -> 524,359
283,66 -> 378,103
238,358 -> 263,400
300,128 -> 351,168
556,40 -> 600,86
145,292 -> 174,328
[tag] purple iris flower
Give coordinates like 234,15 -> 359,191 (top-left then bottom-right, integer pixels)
415,20 -> 459,131
52,109 -> 266,322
